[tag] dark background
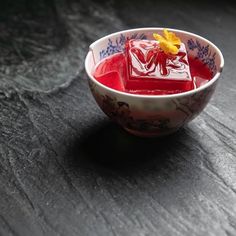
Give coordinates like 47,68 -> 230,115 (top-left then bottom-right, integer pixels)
0,1 -> 236,235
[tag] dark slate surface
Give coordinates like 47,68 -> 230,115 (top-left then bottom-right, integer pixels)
0,0 -> 236,235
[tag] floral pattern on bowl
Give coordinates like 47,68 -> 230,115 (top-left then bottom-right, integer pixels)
89,79 -> 217,137
99,33 -> 147,60
187,39 -> 217,75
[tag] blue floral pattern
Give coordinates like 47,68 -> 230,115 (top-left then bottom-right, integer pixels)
187,39 -> 217,74
99,33 -> 147,60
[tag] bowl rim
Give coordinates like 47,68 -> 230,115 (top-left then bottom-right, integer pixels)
85,27 -> 224,99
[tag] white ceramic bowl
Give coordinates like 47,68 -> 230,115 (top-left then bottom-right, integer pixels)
85,28 -> 224,137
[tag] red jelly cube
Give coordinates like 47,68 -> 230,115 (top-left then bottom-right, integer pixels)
124,39 -> 193,92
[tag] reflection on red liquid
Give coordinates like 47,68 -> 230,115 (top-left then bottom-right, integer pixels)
93,40 -> 212,95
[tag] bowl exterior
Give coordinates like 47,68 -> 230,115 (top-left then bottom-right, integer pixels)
88,79 -> 218,137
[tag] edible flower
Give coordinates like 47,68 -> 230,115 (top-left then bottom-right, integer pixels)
153,29 -> 181,55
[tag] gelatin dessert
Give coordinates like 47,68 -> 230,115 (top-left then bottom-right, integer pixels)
93,29 -> 212,95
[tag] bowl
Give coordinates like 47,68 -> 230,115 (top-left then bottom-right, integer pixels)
85,28 -> 224,137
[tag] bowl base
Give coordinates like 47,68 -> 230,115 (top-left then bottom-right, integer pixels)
124,127 -> 180,138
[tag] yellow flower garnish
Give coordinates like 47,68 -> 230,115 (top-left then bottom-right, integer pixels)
153,29 -> 181,55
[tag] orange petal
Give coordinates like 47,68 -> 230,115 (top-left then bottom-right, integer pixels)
153,33 -> 165,42
163,28 -> 181,46
159,41 -> 179,55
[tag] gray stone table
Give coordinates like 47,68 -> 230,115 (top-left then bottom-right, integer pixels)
0,0 -> 235,235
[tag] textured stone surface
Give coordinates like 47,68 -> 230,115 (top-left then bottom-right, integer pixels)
0,0 -> 236,236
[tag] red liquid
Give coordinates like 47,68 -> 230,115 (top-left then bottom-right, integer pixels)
94,48 -> 212,95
